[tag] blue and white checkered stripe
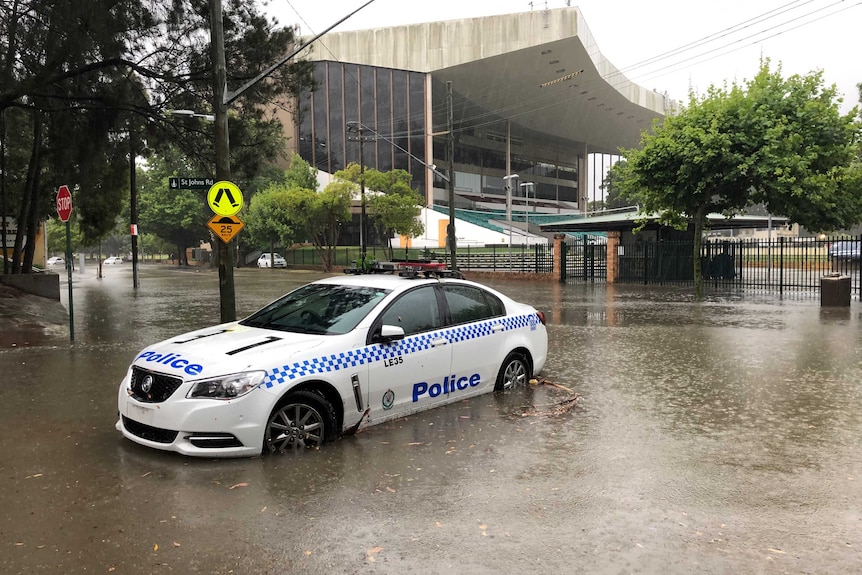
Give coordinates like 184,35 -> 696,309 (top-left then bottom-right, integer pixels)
261,312 -> 537,388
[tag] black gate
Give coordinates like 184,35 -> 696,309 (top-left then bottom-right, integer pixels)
562,236 -> 607,282
618,240 -> 695,284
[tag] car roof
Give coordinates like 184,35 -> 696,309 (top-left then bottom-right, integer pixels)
311,273 -> 504,296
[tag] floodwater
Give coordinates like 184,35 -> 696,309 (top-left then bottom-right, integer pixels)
2,265 -> 861,574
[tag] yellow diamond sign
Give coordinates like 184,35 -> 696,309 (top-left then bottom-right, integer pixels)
207,180 -> 243,216
208,214 -> 244,243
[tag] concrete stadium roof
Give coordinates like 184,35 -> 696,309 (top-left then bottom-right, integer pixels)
304,7 -> 672,154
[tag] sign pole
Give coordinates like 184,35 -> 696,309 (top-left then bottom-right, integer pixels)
56,184 -> 74,341
65,219 -> 74,341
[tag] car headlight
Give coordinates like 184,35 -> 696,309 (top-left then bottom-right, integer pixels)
187,371 -> 266,400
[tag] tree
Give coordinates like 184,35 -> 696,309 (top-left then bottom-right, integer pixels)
286,182 -> 352,272
335,163 -> 424,259
619,60 -> 862,299
136,160 -> 209,266
1,0 -> 312,273
245,186 -> 296,264
601,160 -> 633,210
283,152 -> 320,191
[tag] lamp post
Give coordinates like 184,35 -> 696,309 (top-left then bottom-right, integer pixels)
520,182 -> 535,245
170,109 -> 216,122
503,174 -> 519,267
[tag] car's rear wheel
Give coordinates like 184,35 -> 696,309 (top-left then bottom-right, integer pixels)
264,390 -> 335,453
495,352 -> 530,391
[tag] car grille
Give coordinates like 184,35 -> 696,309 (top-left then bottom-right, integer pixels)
130,366 -> 182,403
122,415 -> 179,444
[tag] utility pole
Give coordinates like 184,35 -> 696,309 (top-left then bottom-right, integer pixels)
129,127 -> 139,289
1,109 -> 7,275
347,121 -> 375,269
446,81 -> 457,269
210,0 -> 236,323
359,130 -> 367,268
204,2 -> 373,321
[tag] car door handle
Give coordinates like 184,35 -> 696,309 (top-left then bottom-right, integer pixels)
431,338 -> 448,347
492,324 -> 504,332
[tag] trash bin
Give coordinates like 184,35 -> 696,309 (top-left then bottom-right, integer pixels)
821,273 -> 851,307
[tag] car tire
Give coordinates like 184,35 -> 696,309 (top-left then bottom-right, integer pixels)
263,390 -> 336,453
494,351 -> 530,391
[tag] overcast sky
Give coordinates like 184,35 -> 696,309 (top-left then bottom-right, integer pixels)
265,0 -> 860,113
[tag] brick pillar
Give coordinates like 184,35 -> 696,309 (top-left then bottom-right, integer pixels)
606,230 -> 620,283
553,234 -> 566,282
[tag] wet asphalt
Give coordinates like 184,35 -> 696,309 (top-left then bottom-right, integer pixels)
1,263 -> 861,574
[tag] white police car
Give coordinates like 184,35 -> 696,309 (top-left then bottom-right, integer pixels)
116,273 -> 548,457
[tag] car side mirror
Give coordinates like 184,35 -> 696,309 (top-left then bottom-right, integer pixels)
377,324 -> 405,343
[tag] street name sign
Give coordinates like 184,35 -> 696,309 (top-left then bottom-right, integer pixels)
169,177 -> 215,190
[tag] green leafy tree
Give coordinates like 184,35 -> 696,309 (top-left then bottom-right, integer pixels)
336,163 -> 424,259
46,217 -> 84,256
601,160 -> 634,210
1,0 -> 311,273
136,161 -> 209,266
243,154 -> 319,267
620,60 -> 862,299
245,186 -> 296,264
284,152 -> 320,190
285,182 -> 352,272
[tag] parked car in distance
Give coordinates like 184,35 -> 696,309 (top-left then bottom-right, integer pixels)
258,252 -> 287,268
828,241 -> 860,261
116,273 -> 549,457
47,256 -> 65,266
104,256 -> 123,265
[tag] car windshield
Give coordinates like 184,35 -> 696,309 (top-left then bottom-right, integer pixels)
240,283 -> 391,335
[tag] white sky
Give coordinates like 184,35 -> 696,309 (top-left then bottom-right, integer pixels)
265,0 -> 861,113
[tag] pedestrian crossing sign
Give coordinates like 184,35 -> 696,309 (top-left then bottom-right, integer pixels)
207,180 -> 243,216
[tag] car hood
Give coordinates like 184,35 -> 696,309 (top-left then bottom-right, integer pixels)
130,322 -> 328,379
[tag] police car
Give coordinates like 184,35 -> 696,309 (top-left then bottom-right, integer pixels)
116,273 -> 548,457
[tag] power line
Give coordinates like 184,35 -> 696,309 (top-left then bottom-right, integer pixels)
634,1 -> 861,89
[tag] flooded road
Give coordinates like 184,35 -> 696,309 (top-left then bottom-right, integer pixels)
2,265 -> 861,574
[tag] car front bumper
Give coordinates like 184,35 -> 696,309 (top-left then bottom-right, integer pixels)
116,373 -> 276,458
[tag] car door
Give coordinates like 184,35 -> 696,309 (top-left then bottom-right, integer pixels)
365,285 -> 452,423
442,283 -> 508,395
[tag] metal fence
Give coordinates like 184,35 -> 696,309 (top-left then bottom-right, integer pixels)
281,244 -> 555,273
452,244 -> 553,273
616,236 -> 861,299
280,236 -> 861,299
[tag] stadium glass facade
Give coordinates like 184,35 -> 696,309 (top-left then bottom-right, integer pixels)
296,61 -> 582,214
297,61 -> 429,199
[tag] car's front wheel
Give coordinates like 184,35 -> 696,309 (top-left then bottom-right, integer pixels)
264,390 -> 336,453
495,351 -> 530,391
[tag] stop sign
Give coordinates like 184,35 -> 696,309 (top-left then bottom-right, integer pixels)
56,185 -> 72,222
